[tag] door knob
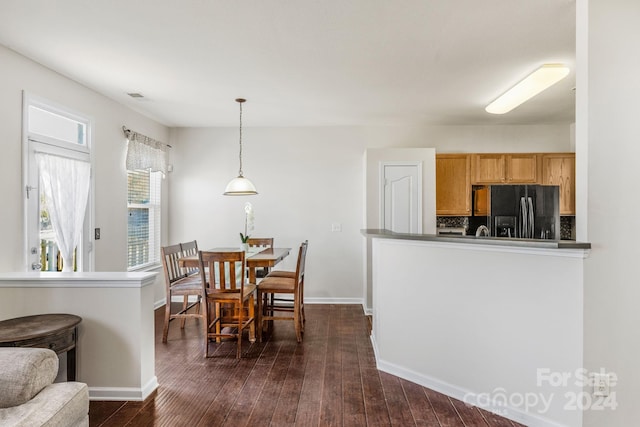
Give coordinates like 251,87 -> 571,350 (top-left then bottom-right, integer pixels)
31,262 -> 42,271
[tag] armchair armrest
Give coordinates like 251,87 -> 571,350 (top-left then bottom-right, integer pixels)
0,348 -> 58,408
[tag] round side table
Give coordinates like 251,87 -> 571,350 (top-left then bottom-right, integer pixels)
0,313 -> 82,381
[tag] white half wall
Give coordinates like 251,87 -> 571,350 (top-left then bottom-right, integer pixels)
0,272 -> 158,401
371,238 -> 586,427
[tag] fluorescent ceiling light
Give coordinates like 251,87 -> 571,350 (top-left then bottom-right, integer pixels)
485,64 -> 570,115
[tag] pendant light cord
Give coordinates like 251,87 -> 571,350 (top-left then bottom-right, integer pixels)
238,100 -> 243,177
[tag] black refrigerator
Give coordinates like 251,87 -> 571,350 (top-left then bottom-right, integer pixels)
489,185 -> 560,239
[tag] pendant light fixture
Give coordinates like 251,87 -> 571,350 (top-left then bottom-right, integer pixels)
224,98 -> 258,196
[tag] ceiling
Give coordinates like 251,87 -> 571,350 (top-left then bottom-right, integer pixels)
0,0 -> 576,128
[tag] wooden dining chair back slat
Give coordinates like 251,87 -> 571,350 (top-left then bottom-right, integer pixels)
161,242 -> 204,343
197,250 -> 257,358
257,240 -> 308,343
246,238 -> 274,278
180,240 -> 199,277
246,238 -> 273,248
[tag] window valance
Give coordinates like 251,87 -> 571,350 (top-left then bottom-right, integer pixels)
124,126 -> 169,175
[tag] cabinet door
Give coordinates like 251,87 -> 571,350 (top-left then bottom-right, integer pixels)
542,153 -> 575,215
472,154 -> 505,184
436,154 -> 471,216
506,153 -> 539,183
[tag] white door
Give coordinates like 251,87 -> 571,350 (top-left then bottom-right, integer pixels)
381,163 -> 422,233
23,93 -> 93,272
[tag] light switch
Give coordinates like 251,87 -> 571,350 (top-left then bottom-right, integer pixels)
331,223 -> 342,232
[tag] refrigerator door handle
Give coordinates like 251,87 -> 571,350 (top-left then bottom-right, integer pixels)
528,197 -> 534,238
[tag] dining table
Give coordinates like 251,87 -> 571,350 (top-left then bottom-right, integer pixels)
178,247 -> 291,284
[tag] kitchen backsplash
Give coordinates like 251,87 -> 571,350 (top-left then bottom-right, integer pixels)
436,216 -> 575,240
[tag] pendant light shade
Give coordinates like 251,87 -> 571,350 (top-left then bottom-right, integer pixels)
224,175 -> 258,195
224,98 -> 258,196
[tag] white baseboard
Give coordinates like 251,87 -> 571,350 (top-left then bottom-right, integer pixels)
157,296 -> 366,309
88,376 -> 159,401
155,295 -> 198,309
304,297 -> 364,305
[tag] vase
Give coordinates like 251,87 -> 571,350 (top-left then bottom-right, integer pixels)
240,243 -> 249,252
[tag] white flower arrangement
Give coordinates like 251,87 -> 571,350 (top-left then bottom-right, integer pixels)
240,202 -> 255,243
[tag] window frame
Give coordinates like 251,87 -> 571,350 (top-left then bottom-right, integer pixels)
127,169 -> 162,271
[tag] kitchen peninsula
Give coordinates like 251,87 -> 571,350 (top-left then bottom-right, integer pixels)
362,229 -> 590,427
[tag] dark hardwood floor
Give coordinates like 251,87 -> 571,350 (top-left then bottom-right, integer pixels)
90,304 -> 525,426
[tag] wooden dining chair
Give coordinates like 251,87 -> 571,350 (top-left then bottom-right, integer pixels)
257,241 -> 307,343
246,237 -> 274,278
161,243 -> 203,343
265,240 -> 308,328
198,250 -> 257,358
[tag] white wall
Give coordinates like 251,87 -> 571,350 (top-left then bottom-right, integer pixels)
0,45 -> 169,303
580,0 -> 640,425
168,125 -> 570,304
422,124 -> 573,153
168,127 -> 367,303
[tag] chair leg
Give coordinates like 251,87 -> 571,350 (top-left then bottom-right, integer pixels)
180,296 -> 188,328
236,301 -> 243,359
248,294 -> 256,343
257,291 -> 264,342
203,300 -> 209,358
294,293 -> 302,343
300,282 -> 305,331
162,296 -> 171,343
215,303 -> 222,343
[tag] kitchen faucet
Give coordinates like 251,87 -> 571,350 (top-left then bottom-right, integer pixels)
475,225 -> 490,237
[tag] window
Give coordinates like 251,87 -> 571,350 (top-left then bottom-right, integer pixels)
28,105 -> 87,147
127,169 -> 161,269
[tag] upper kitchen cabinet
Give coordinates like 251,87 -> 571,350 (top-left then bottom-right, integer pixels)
507,154 -> 540,183
542,153 -> 576,215
436,154 -> 471,216
471,154 -> 504,184
471,153 -> 539,184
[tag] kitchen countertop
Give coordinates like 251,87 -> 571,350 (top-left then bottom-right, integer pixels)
361,229 -> 591,250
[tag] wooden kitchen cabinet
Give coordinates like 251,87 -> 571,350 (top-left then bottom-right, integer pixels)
436,154 -> 471,216
506,153 -> 539,183
542,153 -> 575,215
471,154 -> 504,184
471,153 -> 539,184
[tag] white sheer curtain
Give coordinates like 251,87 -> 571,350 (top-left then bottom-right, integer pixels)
36,153 -> 91,272
125,131 -> 168,174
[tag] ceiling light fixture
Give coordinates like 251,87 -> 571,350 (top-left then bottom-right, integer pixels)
224,98 -> 258,196
485,64 -> 570,115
